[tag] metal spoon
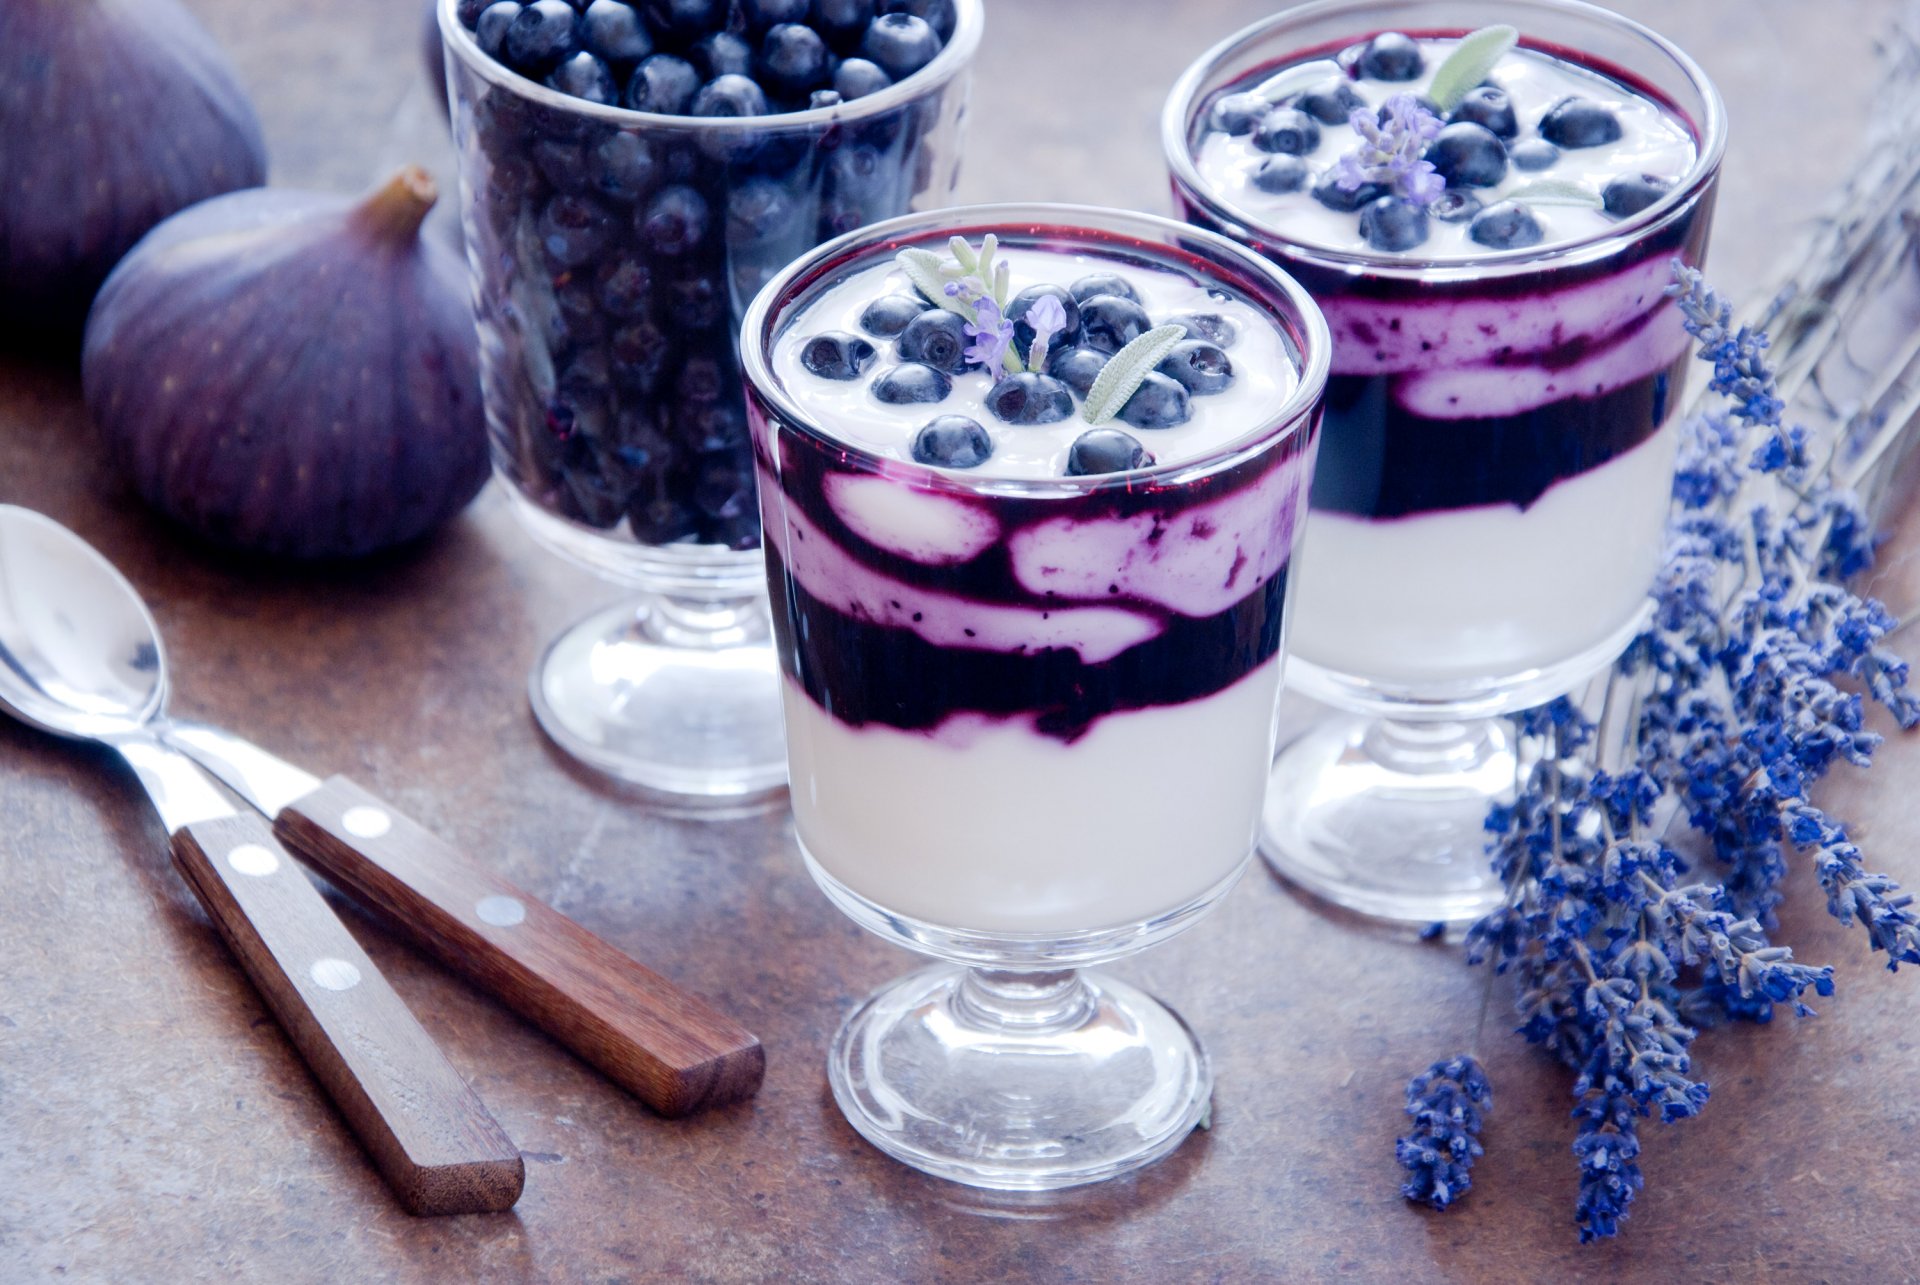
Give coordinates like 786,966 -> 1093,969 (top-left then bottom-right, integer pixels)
0,505 -> 524,1216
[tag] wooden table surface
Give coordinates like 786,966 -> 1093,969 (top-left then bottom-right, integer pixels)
5,2 -> 1917,1281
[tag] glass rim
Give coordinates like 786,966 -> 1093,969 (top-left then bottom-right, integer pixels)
1160,0 -> 1728,280
736,202 -> 1333,500
437,0 -> 984,132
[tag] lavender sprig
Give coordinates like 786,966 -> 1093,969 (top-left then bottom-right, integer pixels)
1333,93 -> 1444,206
1395,1055 -> 1490,1209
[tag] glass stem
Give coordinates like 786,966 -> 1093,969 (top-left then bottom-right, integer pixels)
953,969 -> 1098,1035
1360,716 -> 1503,777
634,588 -> 770,652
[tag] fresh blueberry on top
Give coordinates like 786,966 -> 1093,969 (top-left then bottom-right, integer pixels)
1047,346 -> 1109,397
912,415 -> 992,468
1295,78 -> 1365,124
1468,200 -> 1543,249
1357,32 -> 1423,81
862,13 -> 941,79
625,54 -> 701,112
1066,428 -> 1153,476
743,0 -> 810,28
1509,138 -> 1559,171
834,57 -> 893,98
897,310 -> 970,373
859,294 -> 923,337
692,31 -> 754,80
1157,340 -> 1233,395
547,52 -> 619,104
505,0 -> 580,73
1007,285 -> 1081,363
581,1 -> 652,63
1253,107 -> 1321,156
1253,155 -> 1310,194
1068,273 -> 1140,305
1428,121 -> 1508,188
873,363 -> 951,404
801,331 -> 878,379
880,0 -> 957,42
985,373 -> 1074,425
640,184 -> 710,255
476,3 -> 523,58
1448,86 -> 1517,138
1078,295 -> 1152,354
459,0 -> 495,25
691,73 -> 770,117
1170,312 -> 1237,348
1602,173 -> 1674,217
1210,91 -> 1270,136
1538,96 -> 1622,148
1118,373 -> 1191,429
813,0 -> 878,51
1358,194 -> 1429,252
1428,189 -> 1482,223
1313,176 -> 1387,212
645,0 -> 726,40
759,23 -> 831,94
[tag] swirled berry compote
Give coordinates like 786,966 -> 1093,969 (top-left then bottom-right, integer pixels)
1175,22 -> 1717,691
747,223 -> 1323,933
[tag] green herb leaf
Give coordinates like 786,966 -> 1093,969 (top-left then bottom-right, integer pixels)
1252,58 -> 1343,104
897,247 -> 975,323
1506,180 -> 1604,208
1427,25 -> 1517,112
947,236 -> 978,273
1082,325 -> 1186,426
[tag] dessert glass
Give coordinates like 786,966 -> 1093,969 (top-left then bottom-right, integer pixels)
439,0 -> 981,798
741,204 -> 1328,1189
1165,0 -> 1723,923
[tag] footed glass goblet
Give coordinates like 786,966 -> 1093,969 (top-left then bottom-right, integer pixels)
741,205 -> 1328,1187
439,0 -> 981,798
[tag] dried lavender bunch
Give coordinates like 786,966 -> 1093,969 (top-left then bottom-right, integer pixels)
1396,262 -> 1920,1242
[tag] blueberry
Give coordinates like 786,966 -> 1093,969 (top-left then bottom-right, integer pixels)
812,0 -> 877,50
1469,200 -> 1543,250
898,309 -> 969,373
1313,176 -> 1386,212
610,321 -> 674,392
475,3 -> 523,58
743,0 -> 810,28
690,72 -> 769,117
1007,284 -> 1080,363
1428,121 -> 1507,188
1449,85 -> 1517,138
546,52 -> 618,104
1358,195 -> 1429,252
1078,294 -> 1151,354
1602,173 -> 1674,217
1509,139 -> 1558,171
663,273 -> 725,329
539,193 -> 616,265
589,130 -> 660,201
1068,273 -> 1139,305
1253,107 -> 1321,156
833,57 -> 892,99
1209,91 -> 1269,137
580,1 -> 651,63
1295,78 -> 1365,125
643,0 -> 725,40
639,184 -> 710,255
630,494 -> 702,544
985,373 -> 1073,425
1428,189 -> 1483,223
859,294 -> 922,338
1252,155 -> 1309,194
459,0 -> 495,26
810,89 -> 842,109
759,22 -> 831,94
1047,346 -> 1108,397
625,54 -> 700,112
1118,372 -> 1191,428
1066,429 -> 1153,476
801,331 -> 877,379
1357,32 -> 1422,81
1157,340 -> 1233,395
879,0 -> 956,42
598,257 -> 652,317
862,13 -> 940,79
872,363 -> 951,404
1170,312 -> 1237,348
694,458 -> 754,521
1538,96 -> 1621,148
692,31 -> 754,79
911,415 -> 991,468
505,0 -> 579,73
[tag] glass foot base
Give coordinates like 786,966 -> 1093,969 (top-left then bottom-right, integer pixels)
828,966 -> 1212,1190
1260,714 -> 1514,926
530,595 -> 787,801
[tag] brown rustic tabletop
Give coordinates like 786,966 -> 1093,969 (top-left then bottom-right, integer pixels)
5,1 -> 1919,1281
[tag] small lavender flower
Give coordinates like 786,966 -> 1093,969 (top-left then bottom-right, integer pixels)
945,279 -> 1016,376
1396,1055 -> 1491,1209
1023,292 -> 1068,374
1333,93 -> 1444,206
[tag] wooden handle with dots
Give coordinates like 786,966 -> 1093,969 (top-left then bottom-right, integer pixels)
273,776 -> 765,1117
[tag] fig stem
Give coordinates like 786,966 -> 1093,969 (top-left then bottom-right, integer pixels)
349,165 -> 437,245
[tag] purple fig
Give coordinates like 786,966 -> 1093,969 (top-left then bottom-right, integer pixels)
0,0 -> 268,339
82,168 -> 490,559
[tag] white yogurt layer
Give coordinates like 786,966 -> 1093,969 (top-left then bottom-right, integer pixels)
1194,39 -> 1696,259
772,247 -> 1299,477
784,664 -> 1279,933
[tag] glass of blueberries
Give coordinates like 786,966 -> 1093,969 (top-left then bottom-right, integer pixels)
437,0 -> 981,798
